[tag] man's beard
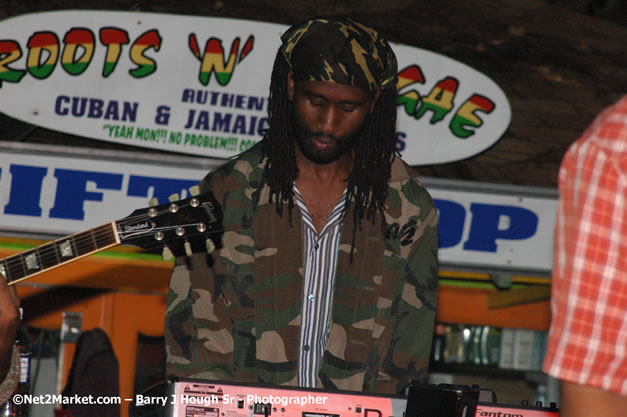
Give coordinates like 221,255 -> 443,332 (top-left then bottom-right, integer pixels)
290,108 -> 363,165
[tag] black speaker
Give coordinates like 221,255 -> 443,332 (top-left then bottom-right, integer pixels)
405,383 -> 480,417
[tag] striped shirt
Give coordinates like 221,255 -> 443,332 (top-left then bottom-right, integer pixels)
293,184 -> 347,388
543,95 -> 627,395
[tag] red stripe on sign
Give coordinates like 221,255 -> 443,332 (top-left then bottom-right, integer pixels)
0,41 -> 19,54
438,78 -> 458,92
239,36 -> 253,60
398,66 -> 425,83
28,32 -> 58,48
134,31 -> 160,46
206,40 -> 224,54
101,28 -> 130,44
189,34 -> 200,56
65,29 -> 94,44
470,95 -> 495,111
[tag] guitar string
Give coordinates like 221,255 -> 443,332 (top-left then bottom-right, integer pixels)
1,224 -> 117,280
3,225 -> 121,272
6,219 -> 211,272
1,203 -> 216,280
1,196 -> 218,272
3,204 -> 182,270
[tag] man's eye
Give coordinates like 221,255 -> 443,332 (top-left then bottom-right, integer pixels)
309,99 -> 323,106
341,105 -> 357,112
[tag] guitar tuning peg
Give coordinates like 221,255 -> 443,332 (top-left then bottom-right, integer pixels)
148,197 -> 159,207
206,239 -> 215,254
162,246 -> 174,261
189,185 -> 200,196
169,193 -> 180,202
184,241 -> 193,257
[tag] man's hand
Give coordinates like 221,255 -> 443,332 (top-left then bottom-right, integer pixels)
0,278 -> 19,381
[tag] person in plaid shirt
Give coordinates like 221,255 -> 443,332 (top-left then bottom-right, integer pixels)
543,95 -> 627,416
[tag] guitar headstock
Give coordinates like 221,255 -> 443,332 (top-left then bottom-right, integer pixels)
116,191 -> 223,257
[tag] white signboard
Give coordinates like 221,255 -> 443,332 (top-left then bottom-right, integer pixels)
0,11 -> 511,165
0,150 -> 216,237
0,150 -> 556,273
424,179 -> 557,273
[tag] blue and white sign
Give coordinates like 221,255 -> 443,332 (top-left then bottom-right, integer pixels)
0,148 -> 556,273
425,179 -> 557,273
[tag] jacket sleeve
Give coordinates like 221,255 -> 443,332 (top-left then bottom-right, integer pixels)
164,255 -> 236,380
164,172 -> 236,380
165,149 -> 265,383
377,182 -> 439,394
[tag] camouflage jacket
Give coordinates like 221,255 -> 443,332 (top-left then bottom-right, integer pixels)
165,144 -> 438,394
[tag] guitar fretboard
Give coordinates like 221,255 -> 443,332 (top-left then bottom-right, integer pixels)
0,222 -> 120,285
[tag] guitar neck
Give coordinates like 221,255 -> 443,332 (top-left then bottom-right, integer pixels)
1,222 -> 121,285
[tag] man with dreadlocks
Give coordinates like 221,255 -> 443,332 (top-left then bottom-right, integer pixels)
165,16 -> 438,395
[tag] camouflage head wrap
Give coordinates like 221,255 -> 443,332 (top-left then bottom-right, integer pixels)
280,16 -> 398,93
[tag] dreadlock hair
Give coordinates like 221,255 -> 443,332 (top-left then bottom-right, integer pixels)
261,49 -> 399,255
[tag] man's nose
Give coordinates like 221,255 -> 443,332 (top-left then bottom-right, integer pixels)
318,106 -> 339,136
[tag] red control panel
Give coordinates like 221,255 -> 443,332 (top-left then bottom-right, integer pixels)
161,379 -> 559,417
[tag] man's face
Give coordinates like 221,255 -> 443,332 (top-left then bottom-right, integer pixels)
288,75 -> 377,165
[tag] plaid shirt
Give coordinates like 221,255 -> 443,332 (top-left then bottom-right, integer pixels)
543,96 -> 627,395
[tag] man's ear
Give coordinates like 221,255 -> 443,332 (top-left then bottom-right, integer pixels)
369,88 -> 381,113
287,71 -> 295,101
